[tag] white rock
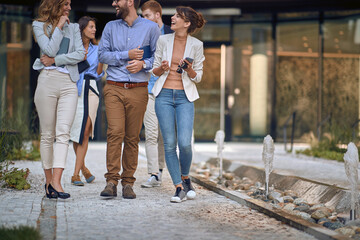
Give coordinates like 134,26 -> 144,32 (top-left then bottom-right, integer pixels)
335,227 -> 356,236
295,211 -> 312,221
309,204 -> 325,211
283,196 -> 294,203
283,203 -> 296,211
293,198 -> 308,205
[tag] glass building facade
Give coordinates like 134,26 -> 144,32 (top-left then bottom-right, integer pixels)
0,5 -> 33,129
192,10 -> 360,141
1,3 -> 360,142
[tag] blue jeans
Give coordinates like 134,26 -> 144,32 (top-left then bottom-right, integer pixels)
155,89 -> 194,185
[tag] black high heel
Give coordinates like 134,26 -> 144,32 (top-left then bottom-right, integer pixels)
44,184 -> 52,198
48,184 -> 70,199
47,184 -> 58,199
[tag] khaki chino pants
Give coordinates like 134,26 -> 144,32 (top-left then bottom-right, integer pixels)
103,83 -> 148,186
144,93 -> 165,174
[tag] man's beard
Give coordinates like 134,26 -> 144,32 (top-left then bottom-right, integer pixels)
116,6 -> 129,20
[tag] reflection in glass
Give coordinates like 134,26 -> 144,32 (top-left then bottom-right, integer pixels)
276,20 -> 319,139
323,13 -> 360,135
231,23 -> 272,138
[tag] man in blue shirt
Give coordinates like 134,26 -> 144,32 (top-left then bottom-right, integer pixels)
140,0 -> 173,188
98,0 -> 160,199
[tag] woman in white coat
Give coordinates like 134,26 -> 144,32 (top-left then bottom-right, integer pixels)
152,6 -> 205,203
32,0 -> 86,199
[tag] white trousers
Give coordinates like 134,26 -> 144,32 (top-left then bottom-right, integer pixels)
144,94 -> 165,174
34,70 -> 78,169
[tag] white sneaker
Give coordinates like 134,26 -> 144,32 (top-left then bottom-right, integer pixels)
141,175 -> 161,188
170,187 -> 187,203
182,178 -> 196,200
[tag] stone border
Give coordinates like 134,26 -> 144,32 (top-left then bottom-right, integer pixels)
190,175 -> 350,240
37,197 -> 57,240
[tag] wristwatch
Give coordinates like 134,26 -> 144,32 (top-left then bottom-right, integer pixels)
142,61 -> 146,69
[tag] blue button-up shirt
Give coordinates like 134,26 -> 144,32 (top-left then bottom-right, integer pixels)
77,43 -> 104,96
98,16 -> 160,83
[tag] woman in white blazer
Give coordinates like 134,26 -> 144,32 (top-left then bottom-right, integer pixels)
32,0 -> 86,199
152,6 -> 205,203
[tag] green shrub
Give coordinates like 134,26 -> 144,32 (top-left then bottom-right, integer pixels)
0,226 -> 41,240
0,133 -> 6,162
1,107 -> 40,162
297,122 -> 354,162
1,167 -> 31,190
296,122 -> 353,162
0,130 -> 23,163
297,148 -> 346,162
7,143 -> 41,161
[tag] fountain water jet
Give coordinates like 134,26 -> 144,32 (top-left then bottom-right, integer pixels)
262,135 -> 274,198
343,142 -> 359,220
215,130 -> 225,180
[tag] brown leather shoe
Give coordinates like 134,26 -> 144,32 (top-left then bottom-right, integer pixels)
100,182 -> 117,197
122,184 -> 136,199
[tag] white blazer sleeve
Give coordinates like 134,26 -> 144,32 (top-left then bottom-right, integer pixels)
189,41 -> 205,83
151,36 -> 165,75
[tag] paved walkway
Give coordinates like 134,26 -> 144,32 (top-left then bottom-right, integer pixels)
0,142 -> 316,240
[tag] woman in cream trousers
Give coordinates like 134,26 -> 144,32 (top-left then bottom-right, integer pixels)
32,0 -> 85,199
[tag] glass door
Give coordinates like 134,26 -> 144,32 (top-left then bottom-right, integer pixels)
231,21 -> 273,140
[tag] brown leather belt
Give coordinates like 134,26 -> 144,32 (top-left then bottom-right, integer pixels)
107,80 -> 148,89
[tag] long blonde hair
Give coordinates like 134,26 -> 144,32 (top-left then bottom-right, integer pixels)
35,0 -> 68,37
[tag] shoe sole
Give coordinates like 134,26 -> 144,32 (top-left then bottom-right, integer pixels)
72,183 -> 84,186
100,196 -> 116,199
86,176 -> 95,183
100,193 -> 117,198
170,196 -> 187,203
58,196 -> 71,199
100,195 -> 117,199
122,196 -> 136,199
45,195 -> 58,200
141,184 -> 161,188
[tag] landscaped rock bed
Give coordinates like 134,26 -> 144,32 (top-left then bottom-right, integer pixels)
193,161 -> 360,239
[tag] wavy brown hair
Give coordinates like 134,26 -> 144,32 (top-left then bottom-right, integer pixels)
176,6 -> 206,35
78,16 -> 97,45
35,0 -> 68,37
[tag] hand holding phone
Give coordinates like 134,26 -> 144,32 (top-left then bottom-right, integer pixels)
176,57 -> 194,73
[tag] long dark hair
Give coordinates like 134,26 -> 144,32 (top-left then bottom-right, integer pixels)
78,16 -> 97,45
176,6 -> 206,35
